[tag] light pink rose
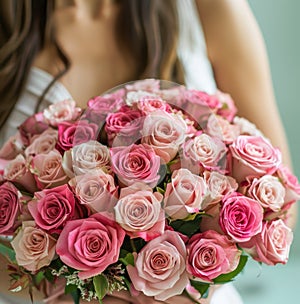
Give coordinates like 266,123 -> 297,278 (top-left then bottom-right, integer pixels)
233,116 -> 264,137
277,165 -> 300,204
11,221 -> 56,272
62,140 -> 111,178
110,144 -> 161,187
141,111 -> 187,163
163,168 -> 207,219
69,170 -> 118,213
4,154 -> 37,193
105,106 -> 144,147
28,185 -> 78,234
219,192 -> 263,242
56,120 -> 98,153
19,112 -> 49,146
114,184 -> 164,240
25,128 -> 58,158
206,115 -> 240,144
241,219 -> 293,265
125,79 -> 160,92
230,135 -> 282,182
127,230 -> 189,301
56,213 -> 125,280
43,99 -> 82,126
136,96 -> 172,114
245,175 -> 285,212
182,134 -> 227,174
0,182 -> 21,235
202,171 -> 238,208
186,230 -> 241,282
30,149 -> 69,189
214,90 -> 237,122
0,131 -> 24,159
125,91 -> 159,107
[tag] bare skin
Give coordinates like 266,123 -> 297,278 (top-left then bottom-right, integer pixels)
0,0 -> 295,303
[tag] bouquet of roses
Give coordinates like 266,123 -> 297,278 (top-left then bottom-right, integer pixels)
0,79 -> 299,303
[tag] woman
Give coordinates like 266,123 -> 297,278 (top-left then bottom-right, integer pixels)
0,0 -> 294,303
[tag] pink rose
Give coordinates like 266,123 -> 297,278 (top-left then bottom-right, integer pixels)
110,144 -> 161,187
56,213 -> 125,280
183,90 -> 220,127
11,221 -> 56,272
141,111 -> 187,163
230,135 -> 282,182
25,128 -> 58,158
277,165 -> 300,203
4,154 -> 37,193
105,106 -> 144,147
244,175 -> 285,212
28,185 -> 78,234
114,184 -> 164,240
206,115 -> 240,144
186,230 -> 241,282
30,149 -> 69,189
202,171 -> 238,208
84,90 -> 125,124
0,131 -> 24,159
19,112 -> 49,145
69,170 -> 118,213
214,90 -> 237,122
242,219 -> 293,265
233,116 -> 264,137
0,182 -> 21,235
163,168 -> 207,219
43,99 -> 82,127
56,120 -> 98,153
136,96 -> 172,114
127,230 -> 189,301
182,134 -> 227,174
62,140 -> 111,178
219,192 -> 263,242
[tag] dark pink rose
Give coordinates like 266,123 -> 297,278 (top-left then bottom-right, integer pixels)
28,185 -> 77,234
56,120 -> 98,153
110,144 -> 161,187
127,230 -> 189,301
19,112 -> 49,146
229,135 -> 282,182
56,213 -> 125,280
0,182 -> 21,235
242,219 -> 293,265
186,230 -> 241,282
105,106 -> 144,147
219,192 -> 263,242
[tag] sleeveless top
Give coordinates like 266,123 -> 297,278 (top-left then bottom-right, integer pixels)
0,1 -> 243,303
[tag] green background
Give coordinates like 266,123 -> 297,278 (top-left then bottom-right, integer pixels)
233,1 -> 300,303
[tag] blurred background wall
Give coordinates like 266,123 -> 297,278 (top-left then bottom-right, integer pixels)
233,1 -> 300,303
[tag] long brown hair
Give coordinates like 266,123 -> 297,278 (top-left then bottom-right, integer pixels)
0,0 -> 184,129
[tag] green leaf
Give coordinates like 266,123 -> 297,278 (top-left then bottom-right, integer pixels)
34,271 -> 45,286
169,213 -> 203,237
70,288 -> 80,304
65,284 -> 78,295
0,242 -> 16,262
119,252 -> 134,266
213,255 -> 248,284
93,274 -> 108,302
189,280 -> 210,298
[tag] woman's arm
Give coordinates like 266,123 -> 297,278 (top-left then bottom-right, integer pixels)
196,0 -> 297,227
